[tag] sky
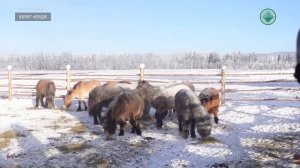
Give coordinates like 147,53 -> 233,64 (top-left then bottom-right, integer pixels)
0,0 -> 299,55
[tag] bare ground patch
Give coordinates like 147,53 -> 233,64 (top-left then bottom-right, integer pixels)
0,130 -> 17,149
70,123 -> 86,133
58,143 -> 91,153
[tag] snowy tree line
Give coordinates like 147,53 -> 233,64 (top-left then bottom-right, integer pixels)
0,52 -> 295,70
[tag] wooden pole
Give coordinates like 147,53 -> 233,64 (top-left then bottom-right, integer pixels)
7,65 -> 12,101
66,65 -> 71,92
221,65 -> 226,105
140,63 -> 145,81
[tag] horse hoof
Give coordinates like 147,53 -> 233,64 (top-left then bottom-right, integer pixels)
214,117 -> 219,124
136,130 -> 142,136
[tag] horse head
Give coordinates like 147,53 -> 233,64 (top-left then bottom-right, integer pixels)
63,89 -> 74,109
196,115 -> 213,138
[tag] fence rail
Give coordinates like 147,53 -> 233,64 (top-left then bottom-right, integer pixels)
0,64 -> 298,104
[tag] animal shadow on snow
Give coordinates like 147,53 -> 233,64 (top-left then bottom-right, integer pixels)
1,124 -> 48,167
216,101 -> 300,167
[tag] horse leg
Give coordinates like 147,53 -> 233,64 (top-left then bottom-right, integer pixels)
190,118 -> 196,138
182,120 -> 190,139
214,116 -> 219,124
93,113 -> 99,125
155,110 -> 166,129
82,101 -> 88,111
118,121 -> 125,136
178,115 -> 183,132
77,101 -> 82,111
130,119 -> 137,133
35,95 -> 40,108
41,96 -> 46,108
213,111 -> 219,124
135,120 -> 142,135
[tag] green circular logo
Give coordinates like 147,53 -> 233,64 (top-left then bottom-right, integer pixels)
260,8 -> 276,25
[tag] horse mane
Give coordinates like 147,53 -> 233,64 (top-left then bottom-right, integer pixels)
73,81 -> 82,90
137,80 -> 160,101
118,80 -> 132,84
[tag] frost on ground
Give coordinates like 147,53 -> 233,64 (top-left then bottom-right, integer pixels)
0,95 -> 299,168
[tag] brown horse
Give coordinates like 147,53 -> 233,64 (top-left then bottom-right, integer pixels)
175,89 -> 212,138
152,96 -> 175,126
88,80 -> 135,124
35,79 -> 56,109
63,80 -> 101,111
294,29 -> 300,83
103,90 -> 144,136
199,88 -> 220,124
136,80 -> 195,128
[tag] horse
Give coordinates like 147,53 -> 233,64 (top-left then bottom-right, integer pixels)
88,80 -> 136,125
152,96 -> 175,126
199,88 -> 220,124
103,90 -> 144,136
175,89 -> 212,139
136,80 -> 195,128
294,29 -> 300,83
63,80 -> 101,111
35,79 -> 56,109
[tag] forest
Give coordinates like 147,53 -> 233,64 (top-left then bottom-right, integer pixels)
0,52 -> 295,70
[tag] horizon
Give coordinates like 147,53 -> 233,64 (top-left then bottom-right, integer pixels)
0,0 -> 299,55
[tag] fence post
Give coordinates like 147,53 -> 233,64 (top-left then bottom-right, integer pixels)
140,63 -> 145,81
221,65 -> 226,105
66,65 -> 71,92
7,65 -> 12,101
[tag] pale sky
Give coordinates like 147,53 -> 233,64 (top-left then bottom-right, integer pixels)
0,0 -> 299,55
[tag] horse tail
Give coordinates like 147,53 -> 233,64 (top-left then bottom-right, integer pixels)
88,102 -> 100,117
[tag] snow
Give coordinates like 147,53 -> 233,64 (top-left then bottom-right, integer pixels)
0,69 -> 300,167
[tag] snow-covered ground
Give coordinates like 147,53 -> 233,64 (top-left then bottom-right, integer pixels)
0,69 -> 300,167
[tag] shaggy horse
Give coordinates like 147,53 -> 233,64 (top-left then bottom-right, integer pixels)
136,80 -> 195,128
35,79 -> 56,109
63,80 -> 101,111
88,80 -> 135,125
294,29 -> 300,83
152,96 -> 175,126
199,88 -> 220,124
175,89 -> 212,138
103,90 -> 144,136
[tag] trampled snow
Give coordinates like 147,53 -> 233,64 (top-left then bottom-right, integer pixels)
0,69 -> 299,167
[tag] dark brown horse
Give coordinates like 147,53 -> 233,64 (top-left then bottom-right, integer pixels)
63,80 -> 101,111
103,90 -> 144,136
175,89 -> 212,139
152,96 -> 175,127
294,29 -> 300,83
136,80 -> 195,128
35,79 -> 56,109
88,80 -> 135,125
199,88 -> 220,124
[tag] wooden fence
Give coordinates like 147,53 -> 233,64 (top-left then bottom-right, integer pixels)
0,64 -> 299,104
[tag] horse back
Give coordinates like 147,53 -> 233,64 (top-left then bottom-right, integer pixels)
109,91 -> 144,121
36,79 -> 55,96
73,80 -> 101,98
